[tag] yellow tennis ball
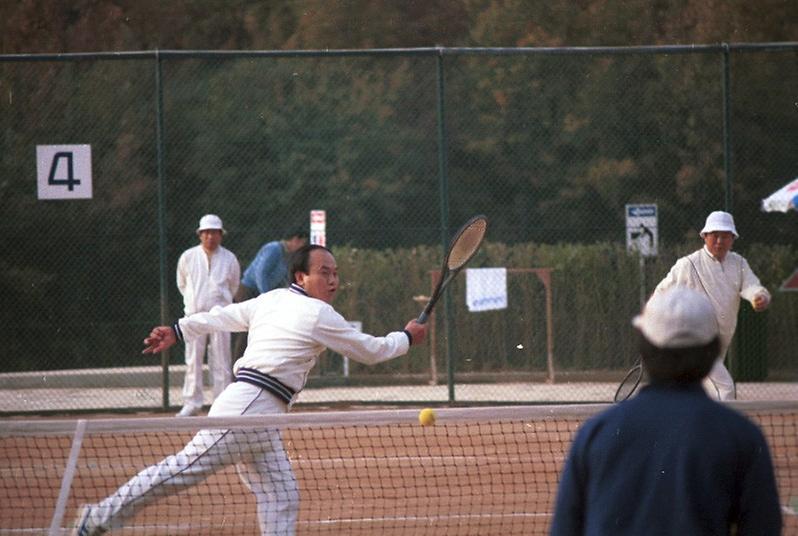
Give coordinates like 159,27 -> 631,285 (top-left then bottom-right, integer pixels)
419,408 -> 436,426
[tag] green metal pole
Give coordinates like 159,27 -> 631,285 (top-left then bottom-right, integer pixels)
722,43 -> 733,212
155,51 -> 170,410
721,44 -> 738,374
435,49 -> 455,403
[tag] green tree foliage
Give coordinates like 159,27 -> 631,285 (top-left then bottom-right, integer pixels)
4,0 -> 797,54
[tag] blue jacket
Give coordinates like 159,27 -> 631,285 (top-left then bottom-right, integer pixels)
550,383 -> 782,535
241,240 -> 288,294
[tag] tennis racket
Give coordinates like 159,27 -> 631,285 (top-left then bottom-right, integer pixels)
417,215 -> 488,324
613,358 -> 643,402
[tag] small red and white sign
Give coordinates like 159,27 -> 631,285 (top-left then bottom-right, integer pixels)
310,210 -> 326,225
780,268 -> 798,292
310,209 -> 326,246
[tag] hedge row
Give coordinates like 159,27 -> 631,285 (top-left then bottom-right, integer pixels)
327,240 -> 798,377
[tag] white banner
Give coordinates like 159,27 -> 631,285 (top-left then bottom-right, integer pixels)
466,268 -> 507,312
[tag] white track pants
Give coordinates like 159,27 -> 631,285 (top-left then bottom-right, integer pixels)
182,332 -> 232,407
703,355 -> 736,401
92,382 -> 299,535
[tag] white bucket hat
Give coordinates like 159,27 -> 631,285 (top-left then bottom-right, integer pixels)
700,211 -> 738,238
633,287 -> 718,349
197,214 -> 225,234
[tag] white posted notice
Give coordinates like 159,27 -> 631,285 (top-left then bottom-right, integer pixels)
36,144 -> 93,200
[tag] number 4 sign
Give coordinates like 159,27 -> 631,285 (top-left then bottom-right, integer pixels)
36,144 -> 93,200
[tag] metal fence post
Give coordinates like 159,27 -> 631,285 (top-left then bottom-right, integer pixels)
155,50 -> 171,410
722,43 -> 733,213
435,48 -> 455,403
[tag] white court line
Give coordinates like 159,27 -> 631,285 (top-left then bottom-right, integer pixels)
49,419 -> 86,536
306,511 -> 553,524
7,512 -> 552,535
291,454 -> 567,466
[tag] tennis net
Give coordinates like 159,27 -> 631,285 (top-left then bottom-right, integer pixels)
1,402 -> 796,535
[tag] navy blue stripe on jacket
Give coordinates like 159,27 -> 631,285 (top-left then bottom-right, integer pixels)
235,367 -> 296,404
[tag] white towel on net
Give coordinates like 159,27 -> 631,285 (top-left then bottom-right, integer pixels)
466,268 -> 508,312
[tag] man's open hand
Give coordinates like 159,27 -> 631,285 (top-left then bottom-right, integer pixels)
143,326 -> 177,354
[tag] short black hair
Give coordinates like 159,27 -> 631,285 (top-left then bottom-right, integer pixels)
638,331 -> 720,384
285,227 -> 309,240
289,244 -> 332,283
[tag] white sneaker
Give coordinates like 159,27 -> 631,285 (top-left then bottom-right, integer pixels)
176,404 -> 201,417
72,504 -> 107,536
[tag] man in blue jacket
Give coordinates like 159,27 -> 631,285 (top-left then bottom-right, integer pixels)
239,229 -> 308,298
550,286 -> 782,535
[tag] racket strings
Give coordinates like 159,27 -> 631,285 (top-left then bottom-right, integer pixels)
614,365 -> 643,402
447,219 -> 487,269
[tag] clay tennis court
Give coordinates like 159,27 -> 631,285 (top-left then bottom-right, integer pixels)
1,405 -> 796,535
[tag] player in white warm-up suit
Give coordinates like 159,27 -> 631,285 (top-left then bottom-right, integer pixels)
73,245 -> 427,536
652,211 -> 770,400
175,214 -> 240,416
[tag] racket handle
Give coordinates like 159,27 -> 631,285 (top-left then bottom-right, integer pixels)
417,289 -> 441,324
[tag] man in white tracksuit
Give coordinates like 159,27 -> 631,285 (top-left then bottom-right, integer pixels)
73,244 -> 428,536
176,214 -> 240,416
652,211 -> 770,400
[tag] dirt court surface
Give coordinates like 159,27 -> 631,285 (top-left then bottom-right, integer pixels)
1,406 -> 796,535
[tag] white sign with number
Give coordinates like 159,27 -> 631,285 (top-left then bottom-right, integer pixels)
36,144 -> 93,200
625,204 -> 658,257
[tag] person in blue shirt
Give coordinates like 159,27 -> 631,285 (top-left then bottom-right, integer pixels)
550,286 -> 782,536
239,229 -> 308,298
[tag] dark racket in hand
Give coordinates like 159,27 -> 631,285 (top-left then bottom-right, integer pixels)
614,359 -> 643,402
417,215 -> 488,324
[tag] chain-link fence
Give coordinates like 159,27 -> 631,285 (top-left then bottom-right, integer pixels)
2,45 -> 797,413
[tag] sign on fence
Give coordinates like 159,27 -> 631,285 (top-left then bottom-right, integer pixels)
310,209 -> 326,246
625,203 -> 658,257
36,144 -> 93,200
